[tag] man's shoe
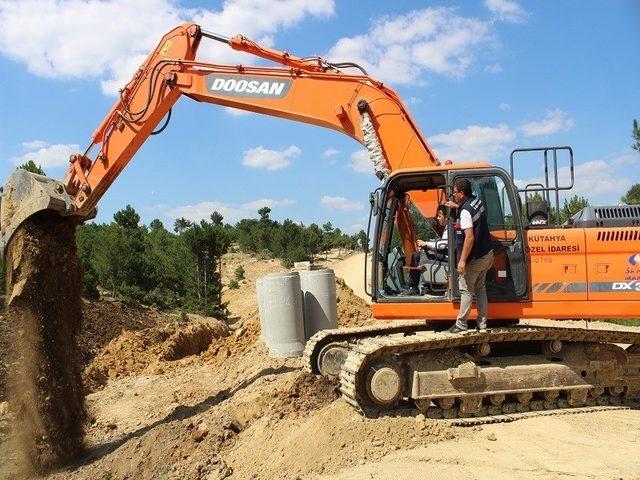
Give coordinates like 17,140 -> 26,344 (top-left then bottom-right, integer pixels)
476,323 -> 487,332
444,324 -> 468,334
401,287 -> 419,295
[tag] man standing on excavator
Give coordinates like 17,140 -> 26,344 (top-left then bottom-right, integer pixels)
445,178 -> 494,333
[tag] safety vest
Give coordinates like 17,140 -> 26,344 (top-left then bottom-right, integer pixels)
454,195 -> 493,262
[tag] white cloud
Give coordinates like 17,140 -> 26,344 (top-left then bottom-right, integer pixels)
326,7 -> 494,85
520,108 -> 574,137
323,148 -> 340,157
499,102 -> 511,110
484,0 -> 528,23
21,140 -> 48,150
349,223 -> 365,232
224,107 -> 255,117
166,201 -> 246,224
430,124 -> 515,163
10,140 -> 79,169
484,63 -> 502,73
407,97 -> 423,105
612,153 -> 639,167
242,145 -> 301,171
166,196 -> 296,223
241,198 -> 296,210
349,150 -> 371,173
0,0 -> 334,95
143,203 -> 170,212
320,196 -> 364,211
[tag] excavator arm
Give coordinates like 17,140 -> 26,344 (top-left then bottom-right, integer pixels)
1,23 -> 440,258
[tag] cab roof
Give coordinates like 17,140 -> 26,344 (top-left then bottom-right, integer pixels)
388,161 -> 493,179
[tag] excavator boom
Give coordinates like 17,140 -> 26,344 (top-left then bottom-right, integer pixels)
1,22 -> 438,259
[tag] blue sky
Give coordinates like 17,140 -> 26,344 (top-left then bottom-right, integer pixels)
1,0 -> 639,232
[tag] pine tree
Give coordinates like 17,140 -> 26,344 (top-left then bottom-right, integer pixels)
357,230 -> 368,252
174,217 -> 193,233
559,195 -> 589,224
113,204 -> 140,229
622,184 -> 640,205
18,160 -> 46,175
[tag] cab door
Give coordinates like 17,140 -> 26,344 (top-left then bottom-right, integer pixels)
449,168 -> 529,301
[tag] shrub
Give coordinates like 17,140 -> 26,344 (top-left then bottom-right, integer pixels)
234,265 -> 245,281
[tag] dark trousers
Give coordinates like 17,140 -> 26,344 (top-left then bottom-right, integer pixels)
408,251 -> 422,289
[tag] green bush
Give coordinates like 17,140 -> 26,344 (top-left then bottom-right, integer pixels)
228,279 -> 240,289
234,265 -> 245,281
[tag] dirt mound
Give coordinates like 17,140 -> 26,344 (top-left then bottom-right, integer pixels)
4,212 -> 85,472
82,331 -> 158,392
225,399 -> 458,479
83,319 -> 230,392
160,321 -> 230,361
79,298 -> 166,366
272,372 -> 340,418
336,277 -> 374,327
203,319 -> 261,366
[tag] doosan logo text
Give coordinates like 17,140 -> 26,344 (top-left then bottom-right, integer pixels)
206,75 -> 292,98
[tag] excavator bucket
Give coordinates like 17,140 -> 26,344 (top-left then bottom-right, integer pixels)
0,169 -> 80,257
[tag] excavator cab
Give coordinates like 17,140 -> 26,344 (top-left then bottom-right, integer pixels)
368,165 -> 529,308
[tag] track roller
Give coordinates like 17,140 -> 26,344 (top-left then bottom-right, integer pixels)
316,342 -> 350,377
544,339 -> 563,354
437,397 -> 456,409
459,396 -> 483,417
589,387 -> 605,397
365,361 -> 404,408
567,389 -> 589,407
608,386 -> 624,396
474,343 -> 491,357
530,399 -> 544,411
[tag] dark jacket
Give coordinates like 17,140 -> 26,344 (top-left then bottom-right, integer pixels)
454,195 -> 493,262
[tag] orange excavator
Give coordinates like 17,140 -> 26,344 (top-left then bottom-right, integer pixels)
2,24 -> 640,421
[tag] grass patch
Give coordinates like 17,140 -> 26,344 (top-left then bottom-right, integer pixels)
600,319 -> 640,327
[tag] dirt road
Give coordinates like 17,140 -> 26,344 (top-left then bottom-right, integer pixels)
323,409 -> 640,480
330,253 -> 370,304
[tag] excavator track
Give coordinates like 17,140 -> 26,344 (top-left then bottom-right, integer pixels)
305,325 -> 640,421
302,320 -> 433,375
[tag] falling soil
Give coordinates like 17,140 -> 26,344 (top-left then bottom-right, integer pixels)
0,313 -> 9,402
4,211 -> 86,473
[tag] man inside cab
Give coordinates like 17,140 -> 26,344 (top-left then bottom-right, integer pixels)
403,204 -> 449,295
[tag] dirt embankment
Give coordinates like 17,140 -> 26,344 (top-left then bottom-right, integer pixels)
78,298 -> 168,366
4,212 -> 86,473
83,318 -> 230,393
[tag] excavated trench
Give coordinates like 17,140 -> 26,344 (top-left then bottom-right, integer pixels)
4,211 -> 86,473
